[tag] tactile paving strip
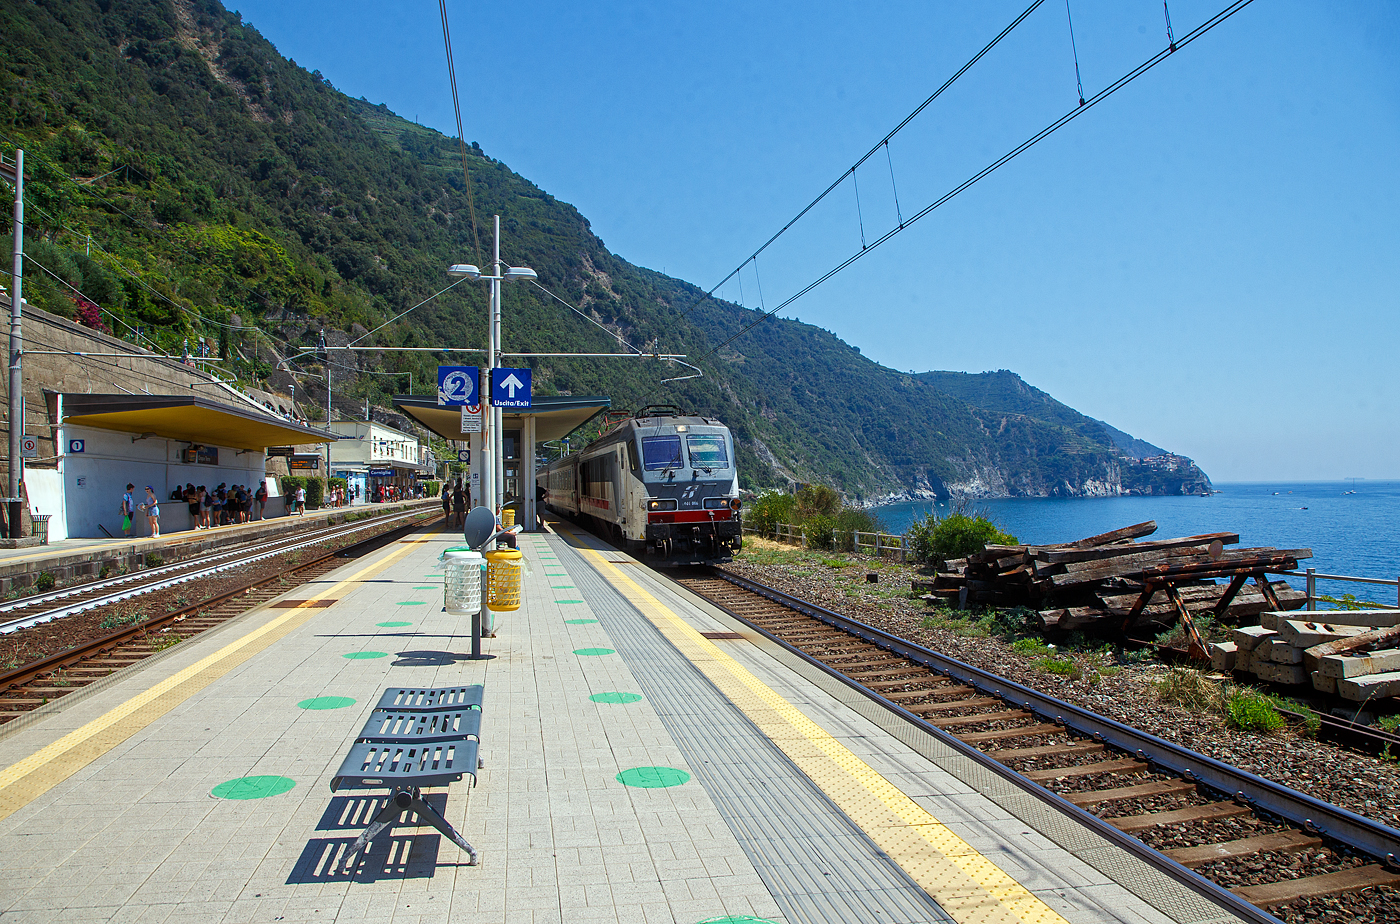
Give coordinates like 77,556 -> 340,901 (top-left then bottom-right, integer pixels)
554,538 -> 958,924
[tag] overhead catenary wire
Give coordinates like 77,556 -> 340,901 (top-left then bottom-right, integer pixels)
676,0 -> 1046,322
1065,0 -> 1087,106
439,0 -> 483,269
690,0 -> 1259,366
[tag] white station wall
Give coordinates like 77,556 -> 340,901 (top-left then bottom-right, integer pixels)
59,425 -> 267,539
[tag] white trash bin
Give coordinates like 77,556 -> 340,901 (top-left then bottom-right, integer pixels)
441,547 -> 492,634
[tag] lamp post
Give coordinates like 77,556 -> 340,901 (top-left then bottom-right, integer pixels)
448,215 -> 536,518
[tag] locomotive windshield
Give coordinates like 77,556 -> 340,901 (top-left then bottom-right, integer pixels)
641,435 -> 683,470
686,434 -> 729,469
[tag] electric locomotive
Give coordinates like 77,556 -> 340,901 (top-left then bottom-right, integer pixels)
538,406 -> 742,564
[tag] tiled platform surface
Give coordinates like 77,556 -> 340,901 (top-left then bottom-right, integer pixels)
0,521 -> 1238,924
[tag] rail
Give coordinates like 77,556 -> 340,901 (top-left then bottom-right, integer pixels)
743,522 -> 910,562
1281,567 -> 1400,611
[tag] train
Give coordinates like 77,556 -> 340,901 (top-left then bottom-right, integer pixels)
538,406 -> 742,564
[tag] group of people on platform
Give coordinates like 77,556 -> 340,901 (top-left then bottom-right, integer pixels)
180,482 -> 270,529
114,478 -> 429,539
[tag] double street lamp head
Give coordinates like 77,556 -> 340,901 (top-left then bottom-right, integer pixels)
446,264 -> 537,282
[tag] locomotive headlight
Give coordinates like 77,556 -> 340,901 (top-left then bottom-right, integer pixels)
647,499 -> 677,511
729,498 -> 742,511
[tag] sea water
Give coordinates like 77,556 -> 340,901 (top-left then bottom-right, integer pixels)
871,482 -> 1400,606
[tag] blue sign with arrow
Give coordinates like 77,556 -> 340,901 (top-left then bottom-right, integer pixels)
437,365 -> 479,406
491,367 -> 532,408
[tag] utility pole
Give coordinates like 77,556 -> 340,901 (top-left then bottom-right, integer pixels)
320,330 -> 332,478
3,150 -> 24,539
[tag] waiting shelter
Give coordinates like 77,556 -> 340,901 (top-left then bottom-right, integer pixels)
50,393 -> 337,539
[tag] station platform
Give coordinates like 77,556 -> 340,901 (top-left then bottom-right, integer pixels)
0,518 -> 1239,924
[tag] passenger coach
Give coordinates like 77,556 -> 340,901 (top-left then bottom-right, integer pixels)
539,407 -> 742,564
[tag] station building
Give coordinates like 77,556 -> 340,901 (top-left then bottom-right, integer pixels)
327,419 -> 436,502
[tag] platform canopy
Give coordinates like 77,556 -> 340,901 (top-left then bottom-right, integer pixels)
62,394 -> 338,452
393,394 -> 609,443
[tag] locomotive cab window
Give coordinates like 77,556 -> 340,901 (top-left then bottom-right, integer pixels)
626,441 -> 640,472
685,434 -> 729,469
641,436 -> 683,471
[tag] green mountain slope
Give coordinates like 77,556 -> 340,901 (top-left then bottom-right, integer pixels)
0,0 -> 1210,500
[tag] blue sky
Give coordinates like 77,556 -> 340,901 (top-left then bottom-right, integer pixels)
228,0 -> 1399,483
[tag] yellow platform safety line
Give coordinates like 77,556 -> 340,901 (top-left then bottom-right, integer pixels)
557,528 -> 1069,924
0,527 -> 441,822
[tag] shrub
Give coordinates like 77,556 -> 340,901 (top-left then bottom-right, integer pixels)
747,491 -> 796,537
424,480 -> 441,498
803,514 -> 835,550
304,477 -> 325,508
144,552 -> 164,567
794,484 -> 840,521
34,572 -> 55,592
908,503 -> 1017,564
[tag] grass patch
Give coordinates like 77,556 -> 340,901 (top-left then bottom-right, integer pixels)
820,557 -> 853,569
1031,656 -> 1081,679
1156,668 -> 1225,713
99,611 -> 147,630
1379,715 -> 1400,734
151,631 -> 184,652
1224,688 -> 1286,734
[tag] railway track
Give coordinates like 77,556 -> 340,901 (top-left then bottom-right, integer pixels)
0,508 -> 440,722
677,568 -> 1400,923
0,508 -> 431,633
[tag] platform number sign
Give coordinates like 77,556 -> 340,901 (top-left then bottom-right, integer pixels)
437,365 -> 479,407
68,439 -> 85,453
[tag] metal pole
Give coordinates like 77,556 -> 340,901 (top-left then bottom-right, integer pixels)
489,214 -> 502,514
1306,568 -> 1316,611
6,150 -> 24,538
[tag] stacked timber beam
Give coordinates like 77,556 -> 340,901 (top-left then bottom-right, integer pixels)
1211,611 -> 1400,700
911,520 -> 1311,635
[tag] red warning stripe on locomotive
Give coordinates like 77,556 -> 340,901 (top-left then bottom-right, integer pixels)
647,510 -> 734,525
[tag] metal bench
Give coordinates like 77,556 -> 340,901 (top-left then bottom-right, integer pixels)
330,684 -> 484,863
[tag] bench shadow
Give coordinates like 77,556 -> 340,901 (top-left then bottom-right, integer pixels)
391,649 -> 481,667
286,794 -> 469,883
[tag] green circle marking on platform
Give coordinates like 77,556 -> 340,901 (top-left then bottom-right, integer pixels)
297,696 -> 355,711
557,599 -> 584,605
396,601 -> 427,606
591,692 -> 642,704
377,621 -> 413,628
211,775 -> 296,800
343,651 -> 389,660
573,647 -> 615,657
616,766 -> 690,788
564,619 -> 597,625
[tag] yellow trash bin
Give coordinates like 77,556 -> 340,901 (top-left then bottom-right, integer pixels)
501,507 -> 516,529
485,548 -> 522,612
